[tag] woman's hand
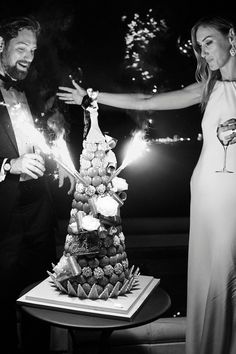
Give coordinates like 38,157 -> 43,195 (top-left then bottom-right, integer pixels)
57,80 -> 86,105
217,118 -> 236,145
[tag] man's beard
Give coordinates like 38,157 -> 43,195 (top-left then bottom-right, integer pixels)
4,62 -> 29,80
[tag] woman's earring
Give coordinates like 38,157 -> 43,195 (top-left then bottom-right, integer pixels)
230,45 -> 236,56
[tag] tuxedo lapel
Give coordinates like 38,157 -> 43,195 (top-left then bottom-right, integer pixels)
0,91 -> 19,155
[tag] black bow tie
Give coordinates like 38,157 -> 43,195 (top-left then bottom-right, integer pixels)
0,73 -> 25,92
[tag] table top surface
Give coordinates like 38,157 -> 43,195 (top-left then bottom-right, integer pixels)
19,283 -> 170,331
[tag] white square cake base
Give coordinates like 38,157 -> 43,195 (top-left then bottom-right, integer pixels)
17,275 -> 160,320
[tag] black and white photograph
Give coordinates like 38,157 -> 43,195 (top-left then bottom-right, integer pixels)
0,1 -> 235,353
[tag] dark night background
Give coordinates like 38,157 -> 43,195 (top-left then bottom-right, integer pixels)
1,0 -> 234,219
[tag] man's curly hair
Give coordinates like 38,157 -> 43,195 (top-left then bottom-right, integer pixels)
0,16 -> 40,44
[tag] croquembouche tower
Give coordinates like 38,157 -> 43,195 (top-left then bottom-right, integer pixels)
48,89 -> 139,300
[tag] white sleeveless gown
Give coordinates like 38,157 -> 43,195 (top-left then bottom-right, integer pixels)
186,81 -> 236,354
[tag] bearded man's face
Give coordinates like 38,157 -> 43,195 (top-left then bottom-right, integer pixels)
1,28 -> 37,80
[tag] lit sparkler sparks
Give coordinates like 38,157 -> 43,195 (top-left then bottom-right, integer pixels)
108,130 -> 148,182
11,107 -> 87,185
44,131 -> 88,185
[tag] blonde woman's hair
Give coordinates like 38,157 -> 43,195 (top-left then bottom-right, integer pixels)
191,16 -> 235,111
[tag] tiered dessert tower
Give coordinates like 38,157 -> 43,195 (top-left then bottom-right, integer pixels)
49,90 -> 139,300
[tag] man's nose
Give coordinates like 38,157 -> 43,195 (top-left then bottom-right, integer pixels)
24,51 -> 34,62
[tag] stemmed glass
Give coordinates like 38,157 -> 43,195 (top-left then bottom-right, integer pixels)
216,120 -> 236,173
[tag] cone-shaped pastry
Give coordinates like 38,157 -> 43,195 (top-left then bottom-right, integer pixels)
50,89 -> 139,300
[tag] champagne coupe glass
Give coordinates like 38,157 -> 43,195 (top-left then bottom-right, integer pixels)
216,120 -> 235,173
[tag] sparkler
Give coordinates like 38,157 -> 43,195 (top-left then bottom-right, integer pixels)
53,157 -> 88,185
51,133 -> 89,185
108,130 -> 148,182
36,131 -> 88,185
10,105 -> 88,185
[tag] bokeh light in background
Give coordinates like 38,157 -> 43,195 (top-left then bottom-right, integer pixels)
122,8 -> 169,90
177,36 -> 193,58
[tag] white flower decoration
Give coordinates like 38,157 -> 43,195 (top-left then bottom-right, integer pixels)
112,177 -> 128,192
82,215 -> 100,231
96,195 -> 119,217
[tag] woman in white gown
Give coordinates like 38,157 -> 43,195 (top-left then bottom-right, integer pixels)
57,16 -> 236,354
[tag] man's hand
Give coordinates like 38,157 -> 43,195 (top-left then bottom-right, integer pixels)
57,80 -> 86,105
57,164 -> 76,195
10,153 -> 45,179
217,118 -> 236,145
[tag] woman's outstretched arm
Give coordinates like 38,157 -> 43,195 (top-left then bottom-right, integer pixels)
57,80 -> 203,111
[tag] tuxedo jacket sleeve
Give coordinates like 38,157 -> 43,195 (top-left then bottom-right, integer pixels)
0,90 -> 21,228
0,89 -> 57,232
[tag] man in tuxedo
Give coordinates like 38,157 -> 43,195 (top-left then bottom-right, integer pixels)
0,16 -> 74,353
